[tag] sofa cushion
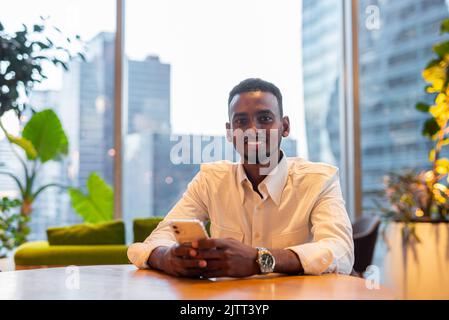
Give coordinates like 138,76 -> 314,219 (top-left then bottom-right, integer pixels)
47,221 -> 125,245
14,241 -> 129,266
133,217 -> 212,243
133,217 -> 164,243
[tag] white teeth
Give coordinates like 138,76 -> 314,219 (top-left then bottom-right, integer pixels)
247,141 -> 261,146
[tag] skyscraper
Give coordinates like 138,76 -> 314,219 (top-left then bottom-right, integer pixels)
59,32 -> 116,189
358,0 -> 449,208
128,56 -> 171,134
301,0 -> 344,168
302,0 -> 449,210
22,32 -> 172,240
59,32 -> 172,187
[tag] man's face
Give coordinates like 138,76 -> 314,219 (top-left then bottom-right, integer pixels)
226,91 -> 290,165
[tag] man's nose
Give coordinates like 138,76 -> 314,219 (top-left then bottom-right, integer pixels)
246,122 -> 258,136
247,118 -> 260,131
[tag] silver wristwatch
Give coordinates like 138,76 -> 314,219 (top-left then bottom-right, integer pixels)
256,247 -> 276,274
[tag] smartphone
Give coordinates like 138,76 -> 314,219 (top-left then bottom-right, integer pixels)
169,218 -> 209,244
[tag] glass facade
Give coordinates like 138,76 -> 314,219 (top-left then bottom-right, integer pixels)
122,0 -> 301,242
1,0 -> 301,242
6,0 -> 447,243
0,0 -> 117,240
358,0 -> 449,210
302,0 -> 344,168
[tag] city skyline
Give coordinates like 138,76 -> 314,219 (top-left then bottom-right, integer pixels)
0,0 -> 306,155
2,30 -> 299,241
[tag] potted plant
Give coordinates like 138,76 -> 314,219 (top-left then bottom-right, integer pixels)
0,17 -> 84,117
0,197 -> 23,258
380,19 -> 449,300
0,19 -> 84,250
0,108 -> 69,243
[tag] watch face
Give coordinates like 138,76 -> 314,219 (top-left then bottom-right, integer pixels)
261,253 -> 274,267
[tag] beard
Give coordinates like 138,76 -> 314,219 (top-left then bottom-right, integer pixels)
231,128 -> 282,166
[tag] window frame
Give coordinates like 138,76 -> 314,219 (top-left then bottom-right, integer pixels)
112,0 -> 362,220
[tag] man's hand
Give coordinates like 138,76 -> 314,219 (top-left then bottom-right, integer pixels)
149,244 -> 207,278
149,238 -> 302,279
191,238 -> 259,278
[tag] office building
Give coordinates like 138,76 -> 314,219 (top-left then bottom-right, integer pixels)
302,0 -> 344,168
358,0 -> 449,207
302,0 -> 449,209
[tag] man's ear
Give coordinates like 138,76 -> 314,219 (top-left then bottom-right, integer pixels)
226,123 -> 233,142
282,116 -> 290,138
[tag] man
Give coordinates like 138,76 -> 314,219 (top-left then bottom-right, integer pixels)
128,78 -> 354,278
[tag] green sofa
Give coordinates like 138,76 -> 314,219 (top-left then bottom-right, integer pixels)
14,217 -> 164,270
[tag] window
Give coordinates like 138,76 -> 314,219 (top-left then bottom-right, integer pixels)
302,0 -> 359,217
5,0 -> 444,247
357,0 -> 448,212
301,0 -> 344,168
0,0 -> 116,240
1,0 -> 305,243
122,0 -> 302,241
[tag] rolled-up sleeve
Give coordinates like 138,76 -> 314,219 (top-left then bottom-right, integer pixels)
127,170 -> 209,269
286,173 -> 354,275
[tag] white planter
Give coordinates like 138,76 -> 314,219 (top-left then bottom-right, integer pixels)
384,222 -> 449,299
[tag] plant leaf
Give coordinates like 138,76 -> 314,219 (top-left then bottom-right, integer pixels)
22,109 -> 68,163
5,134 -> 37,160
68,173 -> 113,223
441,19 -> 449,34
416,102 -> 431,113
433,41 -> 449,58
422,118 -> 440,138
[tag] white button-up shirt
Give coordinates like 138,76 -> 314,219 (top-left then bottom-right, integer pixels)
127,155 -> 354,275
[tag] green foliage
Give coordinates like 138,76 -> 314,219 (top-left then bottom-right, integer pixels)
0,109 -> 68,200
441,19 -> 449,34
0,197 -> 28,257
22,109 -> 68,163
380,19 -> 449,244
416,102 -> 431,113
69,173 -> 114,223
0,124 -> 37,160
0,109 -> 68,248
0,17 -> 85,117
0,20 -> 84,250
422,118 -> 440,138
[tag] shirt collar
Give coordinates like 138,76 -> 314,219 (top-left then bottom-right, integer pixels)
237,151 -> 289,206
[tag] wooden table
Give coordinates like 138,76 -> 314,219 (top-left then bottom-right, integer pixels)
0,265 -> 394,300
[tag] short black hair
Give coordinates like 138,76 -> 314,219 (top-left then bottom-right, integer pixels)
228,78 -> 283,117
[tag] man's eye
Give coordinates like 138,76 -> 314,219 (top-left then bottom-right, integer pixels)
234,118 -> 248,125
259,116 -> 273,122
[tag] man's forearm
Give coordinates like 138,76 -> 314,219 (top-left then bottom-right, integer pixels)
148,246 -> 169,271
271,249 -> 304,275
